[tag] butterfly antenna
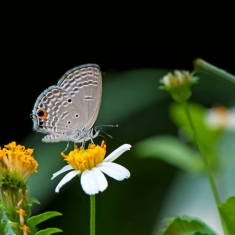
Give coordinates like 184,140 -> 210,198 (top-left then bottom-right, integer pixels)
97,124 -> 118,128
103,130 -> 113,139
98,134 -> 107,142
95,124 -> 118,139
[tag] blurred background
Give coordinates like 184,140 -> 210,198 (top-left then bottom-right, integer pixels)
1,19 -> 235,234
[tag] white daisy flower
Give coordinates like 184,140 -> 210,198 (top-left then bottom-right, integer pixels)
51,141 -> 131,195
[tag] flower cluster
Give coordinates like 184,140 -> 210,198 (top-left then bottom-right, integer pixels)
0,141 -> 38,188
0,141 -> 38,234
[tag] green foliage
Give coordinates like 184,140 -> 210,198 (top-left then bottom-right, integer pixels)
170,102 -> 222,149
160,216 -> 217,235
134,102 -> 225,173
29,197 -> 40,205
134,135 -> 202,173
193,59 -> 235,87
218,196 -> 235,235
27,211 -> 62,234
170,102 -> 222,170
35,228 -> 63,235
5,221 -> 19,235
0,197 -> 14,234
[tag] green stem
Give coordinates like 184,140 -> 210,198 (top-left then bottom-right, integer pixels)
183,102 -> 221,205
193,58 -> 235,87
90,195 -> 95,235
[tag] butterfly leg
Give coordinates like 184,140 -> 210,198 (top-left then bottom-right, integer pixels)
62,141 -> 70,152
82,141 -> 86,149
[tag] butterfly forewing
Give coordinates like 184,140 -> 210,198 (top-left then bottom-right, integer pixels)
57,64 -> 102,130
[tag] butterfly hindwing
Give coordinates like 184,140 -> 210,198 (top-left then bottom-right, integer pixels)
32,86 -> 84,142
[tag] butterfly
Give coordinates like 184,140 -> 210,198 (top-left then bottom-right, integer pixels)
31,64 -> 102,145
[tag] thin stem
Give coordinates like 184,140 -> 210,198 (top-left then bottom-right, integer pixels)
183,102 -> 221,205
193,58 -> 235,87
90,195 -> 95,235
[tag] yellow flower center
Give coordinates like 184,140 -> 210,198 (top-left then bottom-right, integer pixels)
0,141 -> 38,180
168,71 -> 190,87
61,141 -> 106,172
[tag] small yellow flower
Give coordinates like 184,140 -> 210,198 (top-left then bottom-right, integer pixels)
0,141 -> 38,187
20,225 -> 30,235
16,208 -> 27,217
16,208 -> 27,226
52,141 -> 131,195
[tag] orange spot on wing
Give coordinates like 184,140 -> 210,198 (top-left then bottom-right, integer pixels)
39,108 -> 48,119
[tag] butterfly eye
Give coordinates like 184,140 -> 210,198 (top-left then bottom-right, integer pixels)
37,108 -> 47,119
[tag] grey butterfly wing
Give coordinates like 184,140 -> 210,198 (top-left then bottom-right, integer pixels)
57,64 -> 102,130
32,64 -> 102,142
32,86 -> 83,142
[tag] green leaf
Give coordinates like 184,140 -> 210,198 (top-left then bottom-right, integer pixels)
35,228 -> 63,235
160,216 -> 217,235
170,102 -> 222,148
30,197 -> 40,205
170,102 -> 222,169
193,58 -> 235,88
27,211 -> 62,233
218,196 -> 235,235
134,135 -> 202,173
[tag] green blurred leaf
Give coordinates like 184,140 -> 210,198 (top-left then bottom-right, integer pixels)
216,131 -> 235,168
30,197 -> 40,205
193,58 -> 235,88
27,211 -> 62,234
161,216 -> 217,235
170,102 -> 221,148
35,228 -> 63,235
5,221 -> 19,234
218,196 -> 235,235
134,135 -> 202,173
170,102 -> 222,169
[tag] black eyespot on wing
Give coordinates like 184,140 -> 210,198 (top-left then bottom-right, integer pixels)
37,110 -> 44,117
38,120 -> 44,128
37,108 -> 47,118
68,98 -> 72,103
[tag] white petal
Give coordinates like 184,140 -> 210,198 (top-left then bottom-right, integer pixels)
104,144 -> 131,162
81,168 -> 108,195
51,165 -> 73,180
162,75 -> 170,86
55,170 -> 80,193
97,162 -> 130,181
